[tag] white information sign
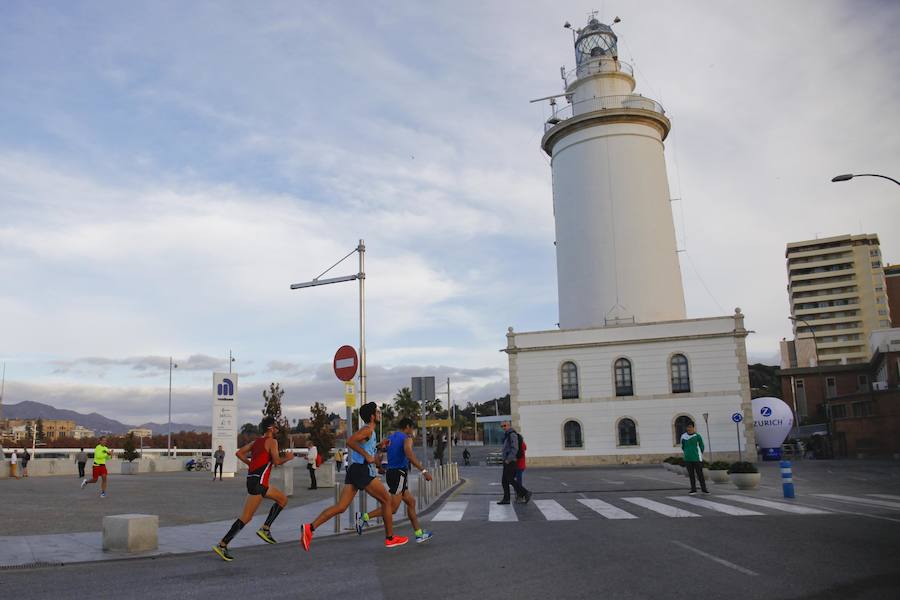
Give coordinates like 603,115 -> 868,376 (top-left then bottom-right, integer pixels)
212,372 -> 239,477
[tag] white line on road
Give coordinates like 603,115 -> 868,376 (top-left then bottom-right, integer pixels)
560,482 -> 569,487
868,494 -> 900,501
717,495 -> 830,515
622,497 -> 699,517
432,502 -> 468,522
488,502 -> 518,522
671,541 -> 758,576
630,474 -> 684,485
814,494 -> 900,510
534,499 -> 578,521
670,496 -> 764,516
578,498 -> 638,519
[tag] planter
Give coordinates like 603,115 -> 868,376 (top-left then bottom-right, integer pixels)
709,469 -> 730,484
121,462 -> 139,475
730,472 -> 761,490
702,468 -> 711,481
680,466 -> 688,476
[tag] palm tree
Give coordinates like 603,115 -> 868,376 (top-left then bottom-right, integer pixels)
393,387 -> 419,422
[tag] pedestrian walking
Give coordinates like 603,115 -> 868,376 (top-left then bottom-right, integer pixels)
334,448 -> 344,472
212,417 -> 294,561
75,448 -> 88,478
680,422 -> 709,495
81,436 -> 112,497
306,441 -> 318,490
515,438 -> 527,501
356,418 -> 434,543
462,447 -> 471,466
301,402 -> 408,551
497,421 -> 531,505
213,445 -> 225,481
9,448 -> 19,479
21,449 -> 31,477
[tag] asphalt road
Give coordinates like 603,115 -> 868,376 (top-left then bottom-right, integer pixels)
4,461 -> 900,599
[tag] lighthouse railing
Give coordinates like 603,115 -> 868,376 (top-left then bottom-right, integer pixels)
545,94 -> 666,131
566,57 -> 634,84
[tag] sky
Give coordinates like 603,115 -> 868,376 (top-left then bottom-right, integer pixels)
2,1 -> 899,428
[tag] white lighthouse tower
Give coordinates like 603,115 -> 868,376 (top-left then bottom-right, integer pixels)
543,18 -> 685,329
506,17 -> 755,467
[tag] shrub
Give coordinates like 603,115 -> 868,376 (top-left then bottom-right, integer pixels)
673,457 -> 685,466
727,461 -> 758,474
121,433 -> 140,463
709,461 -> 731,471
663,456 -> 676,464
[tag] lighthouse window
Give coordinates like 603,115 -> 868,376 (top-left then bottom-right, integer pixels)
670,354 -> 691,393
617,418 -> 638,446
561,362 -> 579,399
614,358 -> 634,396
563,420 -> 583,448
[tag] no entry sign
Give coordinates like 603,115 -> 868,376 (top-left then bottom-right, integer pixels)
333,345 -> 359,382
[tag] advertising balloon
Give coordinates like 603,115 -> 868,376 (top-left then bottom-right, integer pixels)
751,397 -> 794,461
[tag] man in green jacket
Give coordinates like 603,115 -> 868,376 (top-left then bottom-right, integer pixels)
680,423 -> 709,495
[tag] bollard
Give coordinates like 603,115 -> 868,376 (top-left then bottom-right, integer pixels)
334,483 -> 342,533
780,460 -> 795,498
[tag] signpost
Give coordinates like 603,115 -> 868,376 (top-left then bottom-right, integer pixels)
412,377 -> 435,466
731,412 -> 743,462
702,412 -> 712,462
212,372 -> 239,477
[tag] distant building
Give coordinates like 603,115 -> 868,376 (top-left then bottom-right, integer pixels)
1,418 -> 76,440
786,234 -> 892,365
127,428 -> 153,438
72,425 -> 95,440
885,263 -> 900,327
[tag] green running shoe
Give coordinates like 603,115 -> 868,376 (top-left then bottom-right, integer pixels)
256,528 -> 277,544
212,544 -> 234,562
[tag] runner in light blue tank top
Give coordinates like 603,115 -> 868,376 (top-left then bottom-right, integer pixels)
351,430 -> 378,476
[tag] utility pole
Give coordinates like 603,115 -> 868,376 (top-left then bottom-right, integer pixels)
167,357 -> 178,456
229,349 -> 235,373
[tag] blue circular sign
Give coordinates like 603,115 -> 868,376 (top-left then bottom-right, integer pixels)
731,412 -> 743,423
760,406 -> 772,417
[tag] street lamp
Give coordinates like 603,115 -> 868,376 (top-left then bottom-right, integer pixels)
831,173 -> 900,186
168,357 -> 178,456
228,349 -> 235,373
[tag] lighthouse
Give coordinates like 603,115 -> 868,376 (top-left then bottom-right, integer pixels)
541,18 -> 685,329
506,17 -> 755,467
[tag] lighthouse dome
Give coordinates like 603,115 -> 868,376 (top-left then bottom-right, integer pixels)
575,18 -> 618,65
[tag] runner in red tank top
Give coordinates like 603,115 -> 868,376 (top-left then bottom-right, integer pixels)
213,416 -> 294,561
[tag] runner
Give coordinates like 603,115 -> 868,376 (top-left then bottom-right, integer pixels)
356,418 -> 434,543
212,416 -> 294,561
300,402 -> 408,551
81,436 -> 112,497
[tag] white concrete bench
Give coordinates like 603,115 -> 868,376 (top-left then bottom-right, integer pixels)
102,514 -> 158,552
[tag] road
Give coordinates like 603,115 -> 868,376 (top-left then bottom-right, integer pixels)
4,461 -> 900,599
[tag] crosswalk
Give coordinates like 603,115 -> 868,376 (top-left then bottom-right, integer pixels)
426,492 -> 900,523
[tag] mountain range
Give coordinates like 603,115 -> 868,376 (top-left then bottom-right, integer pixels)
1,401 -> 210,434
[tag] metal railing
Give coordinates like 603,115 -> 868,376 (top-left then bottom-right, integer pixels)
565,57 -> 634,84
545,94 -> 666,131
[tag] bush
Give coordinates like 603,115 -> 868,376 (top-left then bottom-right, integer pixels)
663,456 -> 676,464
709,461 -> 731,471
701,460 -> 710,468
121,433 -> 140,463
727,461 -> 758,474
672,457 -> 685,466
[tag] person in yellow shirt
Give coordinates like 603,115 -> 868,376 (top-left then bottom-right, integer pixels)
81,436 -> 112,497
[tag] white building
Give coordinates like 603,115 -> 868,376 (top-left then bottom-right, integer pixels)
508,17 -> 755,465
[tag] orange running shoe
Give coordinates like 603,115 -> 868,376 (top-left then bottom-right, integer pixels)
301,523 -> 313,551
385,535 -> 409,549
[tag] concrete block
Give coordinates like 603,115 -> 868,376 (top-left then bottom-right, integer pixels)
102,514 -> 158,552
0,459 -> 7,479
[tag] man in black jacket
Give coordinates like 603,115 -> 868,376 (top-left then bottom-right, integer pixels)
497,421 -> 531,505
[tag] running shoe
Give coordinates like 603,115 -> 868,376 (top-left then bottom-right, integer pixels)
100,492 -> 107,498
702,490 -> 711,495
688,490 -> 697,495
415,531 -> 433,544
256,528 -> 277,544
80,479 -> 87,489
385,535 -> 409,549
300,523 -> 313,551
212,544 -> 234,562
522,491 -> 532,504
355,511 -> 364,536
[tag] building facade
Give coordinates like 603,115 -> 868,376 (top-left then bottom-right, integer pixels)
0,418 -> 76,441
885,263 -> 900,327
786,234 -> 892,365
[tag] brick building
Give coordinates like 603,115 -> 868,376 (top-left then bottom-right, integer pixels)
886,264 -> 900,327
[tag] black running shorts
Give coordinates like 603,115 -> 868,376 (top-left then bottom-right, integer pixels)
246,464 -> 271,496
344,463 -> 375,491
385,468 -> 408,495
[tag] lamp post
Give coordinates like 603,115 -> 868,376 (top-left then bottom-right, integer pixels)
831,173 -> 900,187
228,349 -> 235,373
167,357 -> 178,456
702,412 -> 712,462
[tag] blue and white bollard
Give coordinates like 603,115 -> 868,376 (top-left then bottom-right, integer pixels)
780,460 -> 795,498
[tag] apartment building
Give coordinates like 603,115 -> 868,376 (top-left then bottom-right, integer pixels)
786,234 -> 892,365
885,264 -> 900,327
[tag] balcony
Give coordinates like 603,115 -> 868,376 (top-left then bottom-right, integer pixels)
545,94 -> 666,132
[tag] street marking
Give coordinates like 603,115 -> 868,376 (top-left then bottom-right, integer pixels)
868,494 -> 900,501
717,495 -> 830,515
432,502 -> 467,522
670,496 -> 764,516
534,500 -> 578,521
814,494 -> 900,510
578,498 -> 638,519
622,497 -> 699,517
489,502 -> 518,522
560,482 -> 569,487
671,541 -> 758,576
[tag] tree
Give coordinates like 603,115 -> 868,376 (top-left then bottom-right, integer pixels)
261,383 -> 290,449
308,401 -> 335,457
393,387 -> 419,422
240,422 -> 259,436
35,418 -> 45,442
122,432 -> 140,462
379,402 -> 397,429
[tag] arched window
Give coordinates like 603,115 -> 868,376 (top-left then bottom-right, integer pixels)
617,418 -> 638,446
564,420 -> 583,448
673,415 -> 694,445
614,358 -> 633,396
670,354 -> 691,393
561,362 -> 579,399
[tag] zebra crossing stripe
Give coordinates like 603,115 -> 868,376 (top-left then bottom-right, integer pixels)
622,497 -> 700,517
534,499 -> 578,521
577,498 -> 638,519
489,502 -> 519,522
814,494 -> 900,510
432,501 -> 468,522
670,496 -> 764,516
717,495 -> 829,515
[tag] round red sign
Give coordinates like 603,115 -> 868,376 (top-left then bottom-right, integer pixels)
333,345 -> 358,382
